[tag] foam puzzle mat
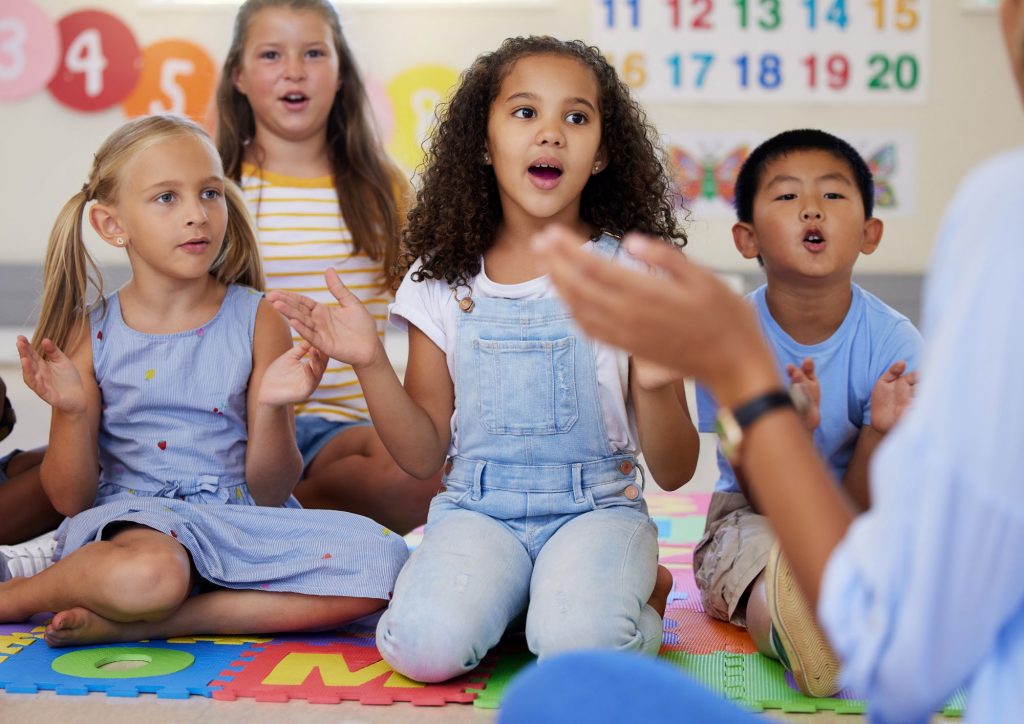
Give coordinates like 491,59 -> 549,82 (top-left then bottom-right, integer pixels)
0,491 -> 966,716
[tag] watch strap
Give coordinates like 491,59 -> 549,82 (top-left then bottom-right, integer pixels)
732,389 -> 795,429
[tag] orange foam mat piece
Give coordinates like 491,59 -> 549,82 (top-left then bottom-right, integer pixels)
662,607 -> 758,655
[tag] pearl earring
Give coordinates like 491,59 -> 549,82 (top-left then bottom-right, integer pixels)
116,237 -> 125,246
592,162 -> 601,174
483,151 -> 491,165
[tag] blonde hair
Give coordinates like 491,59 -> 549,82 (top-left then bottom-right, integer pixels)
216,0 -> 404,289
34,114 -> 265,352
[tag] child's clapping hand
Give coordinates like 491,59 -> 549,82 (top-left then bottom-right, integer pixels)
258,341 -> 328,406
632,355 -> 685,391
16,336 -> 86,415
268,268 -> 383,369
786,357 -> 821,432
870,360 -> 917,434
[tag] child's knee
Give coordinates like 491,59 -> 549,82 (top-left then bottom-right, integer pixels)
527,600 -> 662,659
105,543 -> 192,617
376,606 -> 488,683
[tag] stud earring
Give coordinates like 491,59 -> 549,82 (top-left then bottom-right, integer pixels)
592,162 -> 602,174
116,237 -> 126,246
483,151 -> 491,165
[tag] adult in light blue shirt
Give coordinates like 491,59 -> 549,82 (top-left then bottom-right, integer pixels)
517,2 -> 1024,717
818,144 -> 1024,722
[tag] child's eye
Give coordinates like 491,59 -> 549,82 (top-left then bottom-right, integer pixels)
306,48 -> 326,58
824,192 -> 844,200
565,111 -> 588,125
201,188 -> 222,201
775,193 -> 797,201
156,192 -> 176,204
259,50 -> 279,60
512,108 -> 536,119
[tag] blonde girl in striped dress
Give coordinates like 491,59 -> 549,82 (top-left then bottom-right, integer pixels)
1,115 -> 408,646
216,0 -> 441,533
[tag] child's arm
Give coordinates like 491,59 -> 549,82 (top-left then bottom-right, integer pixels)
16,326 -> 100,516
842,360 -> 917,510
269,270 -> 453,479
245,300 -> 326,505
629,357 -> 699,491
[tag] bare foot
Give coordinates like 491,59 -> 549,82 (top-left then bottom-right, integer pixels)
45,606 -> 127,647
646,564 -> 674,618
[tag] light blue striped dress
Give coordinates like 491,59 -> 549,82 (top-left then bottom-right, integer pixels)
53,284 -> 408,599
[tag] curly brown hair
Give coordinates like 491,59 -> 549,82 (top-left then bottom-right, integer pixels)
401,36 -> 686,290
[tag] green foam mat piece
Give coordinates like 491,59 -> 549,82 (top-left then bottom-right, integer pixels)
468,648 -> 535,709
660,651 -> 965,717
669,515 -> 708,543
661,651 -> 866,714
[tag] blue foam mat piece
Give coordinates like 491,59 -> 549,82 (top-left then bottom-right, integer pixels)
0,638 -> 257,699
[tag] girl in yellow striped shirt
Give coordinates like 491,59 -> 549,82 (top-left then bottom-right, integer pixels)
215,0 -> 440,532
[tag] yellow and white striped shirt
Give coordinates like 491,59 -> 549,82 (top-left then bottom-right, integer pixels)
241,164 -> 390,423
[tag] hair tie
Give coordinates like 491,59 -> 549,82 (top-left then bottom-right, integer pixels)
81,183 -> 92,201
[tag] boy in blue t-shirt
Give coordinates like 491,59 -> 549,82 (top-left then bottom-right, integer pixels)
693,129 -> 922,697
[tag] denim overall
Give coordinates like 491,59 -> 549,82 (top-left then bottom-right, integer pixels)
377,235 -> 662,683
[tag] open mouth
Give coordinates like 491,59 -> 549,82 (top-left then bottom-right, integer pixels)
803,230 -> 826,250
528,163 -> 563,181
281,93 -> 309,108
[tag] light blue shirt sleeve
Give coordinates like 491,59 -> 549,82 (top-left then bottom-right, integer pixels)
818,148 -> 1024,724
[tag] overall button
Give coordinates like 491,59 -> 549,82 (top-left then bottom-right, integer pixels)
623,484 -> 640,500
617,460 -> 634,475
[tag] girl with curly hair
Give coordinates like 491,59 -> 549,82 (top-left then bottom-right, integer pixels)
270,36 -> 699,682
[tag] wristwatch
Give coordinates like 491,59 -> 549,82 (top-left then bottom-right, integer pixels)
715,387 -> 807,465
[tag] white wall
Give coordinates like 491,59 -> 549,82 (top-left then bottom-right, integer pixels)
1,0 -> 1021,277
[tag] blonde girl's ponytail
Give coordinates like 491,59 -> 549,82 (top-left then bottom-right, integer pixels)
33,189 -> 104,353
212,179 -> 265,292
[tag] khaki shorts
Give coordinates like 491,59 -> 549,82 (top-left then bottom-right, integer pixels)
693,491 -> 775,627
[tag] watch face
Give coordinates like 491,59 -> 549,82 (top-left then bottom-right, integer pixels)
715,410 -> 742,465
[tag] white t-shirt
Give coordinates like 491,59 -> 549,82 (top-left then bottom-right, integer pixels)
390,241 -> 641,457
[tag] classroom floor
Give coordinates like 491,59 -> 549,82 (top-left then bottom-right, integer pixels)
0,347 -> 959,722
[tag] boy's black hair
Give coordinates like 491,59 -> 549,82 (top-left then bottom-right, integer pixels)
734,129 -> 875,223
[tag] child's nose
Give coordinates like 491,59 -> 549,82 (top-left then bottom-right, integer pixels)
283,57 -> 306,81
801,206 -> 823,221
186,201 -> 209,226
536,124 -> 565,147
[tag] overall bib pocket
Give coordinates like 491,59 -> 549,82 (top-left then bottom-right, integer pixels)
475,336 -> 579,435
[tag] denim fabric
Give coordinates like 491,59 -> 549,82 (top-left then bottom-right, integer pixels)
377,234 -> 661,683
294,414 -> 370,470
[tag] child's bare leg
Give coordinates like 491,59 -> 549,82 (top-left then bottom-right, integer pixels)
647,564 -> 674,618
744,572 -> 776,658
0,450 -> 63,544
46,589 -> 386,646
0,525 -> 192,624
296,426 -> 442,534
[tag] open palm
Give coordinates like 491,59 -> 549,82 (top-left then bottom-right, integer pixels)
259,342 -> 328,406
16,336 -> 87,414
268,269 -> 382,369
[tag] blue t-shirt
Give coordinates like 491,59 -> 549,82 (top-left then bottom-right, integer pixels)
697,283 -> 922,492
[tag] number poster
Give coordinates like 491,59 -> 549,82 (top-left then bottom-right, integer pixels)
592,0 -> 930,103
